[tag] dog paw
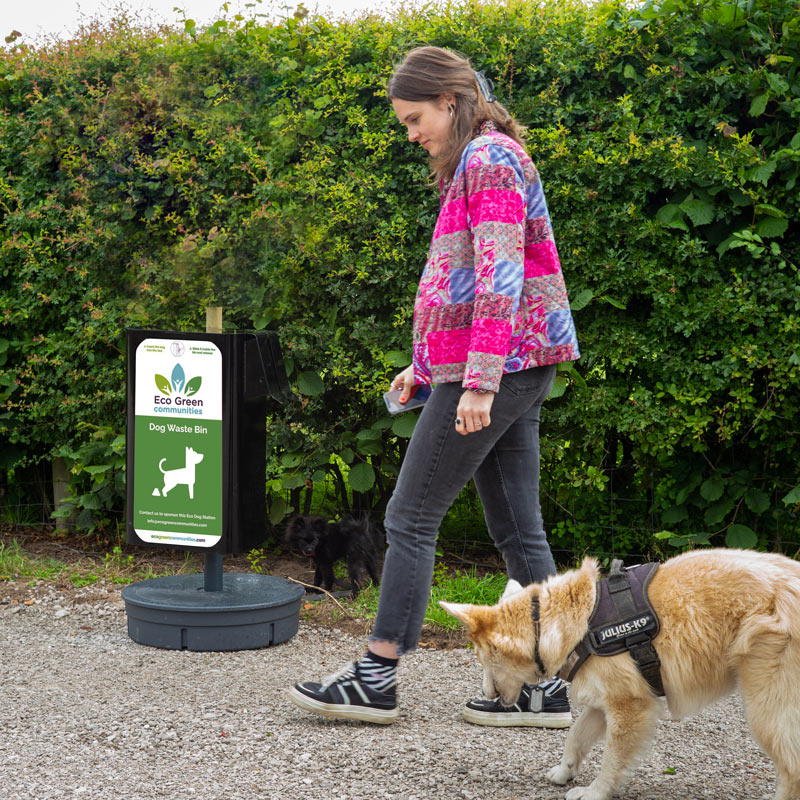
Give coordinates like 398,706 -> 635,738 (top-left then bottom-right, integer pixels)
565,786 -> 609,800
546,764 -> 575,785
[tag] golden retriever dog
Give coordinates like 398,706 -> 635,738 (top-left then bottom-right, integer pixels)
441,549 -> 800,800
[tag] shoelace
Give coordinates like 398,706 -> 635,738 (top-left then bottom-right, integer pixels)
320,662 -> 358,690
476,689 -> 527,708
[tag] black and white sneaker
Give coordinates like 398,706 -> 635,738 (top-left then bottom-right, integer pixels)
289,662 -> 399,724
462,678 -> 572,728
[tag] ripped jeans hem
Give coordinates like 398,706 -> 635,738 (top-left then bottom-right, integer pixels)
367,635 -> 408,657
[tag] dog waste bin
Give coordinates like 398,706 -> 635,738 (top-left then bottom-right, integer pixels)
122,329 -> 304,651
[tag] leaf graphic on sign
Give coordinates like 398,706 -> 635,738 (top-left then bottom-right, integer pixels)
171,363 -> 186,393
185,376 -> 202,397
155,374 -> 171,395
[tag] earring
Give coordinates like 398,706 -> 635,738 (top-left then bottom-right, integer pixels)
449,105 -> 454,118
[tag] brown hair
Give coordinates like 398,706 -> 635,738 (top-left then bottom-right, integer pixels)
386,46 -> 526,182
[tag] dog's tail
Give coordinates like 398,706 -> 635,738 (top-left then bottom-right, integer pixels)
158,458 -> 167,473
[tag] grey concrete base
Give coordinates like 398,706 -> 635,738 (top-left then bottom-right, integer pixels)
121,573 -> 305,651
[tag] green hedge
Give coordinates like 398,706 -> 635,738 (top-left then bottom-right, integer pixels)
1,0 -> 798,552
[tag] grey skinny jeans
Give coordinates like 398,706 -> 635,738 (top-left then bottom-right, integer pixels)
369,364 -> 557,655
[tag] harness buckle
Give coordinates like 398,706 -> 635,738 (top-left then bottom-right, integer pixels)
625,631 -> 654,646
625,633 -> 660,664
625,633 -> 665,696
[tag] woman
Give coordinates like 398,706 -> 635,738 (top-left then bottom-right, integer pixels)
289,46 -> 579,727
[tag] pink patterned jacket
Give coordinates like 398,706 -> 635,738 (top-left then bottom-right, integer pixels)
412,120 -> 579,392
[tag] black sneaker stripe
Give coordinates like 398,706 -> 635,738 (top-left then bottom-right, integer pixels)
352,682 -> 369,705
335,684 -> 350,704
323,679 -> 394,709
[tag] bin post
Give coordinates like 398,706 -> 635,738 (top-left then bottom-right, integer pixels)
205,306 -> 223,335
204,551 -> 224,592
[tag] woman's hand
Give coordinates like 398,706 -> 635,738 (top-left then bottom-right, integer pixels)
455,390 -> 494,435
391,365 -> 417,405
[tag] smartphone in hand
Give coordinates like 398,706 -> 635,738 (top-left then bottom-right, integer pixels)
383,384 -> 432,414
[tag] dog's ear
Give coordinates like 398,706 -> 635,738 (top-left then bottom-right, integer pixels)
283,515 -> 298,541
579,556 -> 600,584
439,601 -> 479,628
501,579 -> 524,600
541,557 -> 599,631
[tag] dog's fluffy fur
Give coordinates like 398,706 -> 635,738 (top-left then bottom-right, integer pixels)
442,549 -> 800,800
284,514 -> 383,596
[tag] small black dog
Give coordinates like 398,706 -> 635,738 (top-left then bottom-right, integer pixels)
284,514 -> 383,596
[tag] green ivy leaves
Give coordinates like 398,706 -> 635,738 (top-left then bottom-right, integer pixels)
783,487 -> 800,506
391,412 -> 418,438
385,350 -> 411,368
348,462 -> 375,493
745,489 -> 770,515
700,476 -> 724,502
725,524 -> 757,549
297,371 -> 324,396
661,469 -> 778,552
656,194 -> 715,230
679,197 -> 715,227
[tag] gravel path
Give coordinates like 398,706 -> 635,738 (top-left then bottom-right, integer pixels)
0,581 -> 777,800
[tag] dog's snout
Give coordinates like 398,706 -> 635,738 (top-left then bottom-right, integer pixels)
500,689 -> 519,706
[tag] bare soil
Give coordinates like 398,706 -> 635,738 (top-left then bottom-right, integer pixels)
0,523 -> 477,649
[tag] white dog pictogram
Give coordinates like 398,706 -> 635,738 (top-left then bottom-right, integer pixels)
155,447 -> 204,499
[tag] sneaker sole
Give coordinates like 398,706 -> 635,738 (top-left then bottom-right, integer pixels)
288,687 -> 398,725
461,707 -> 573,728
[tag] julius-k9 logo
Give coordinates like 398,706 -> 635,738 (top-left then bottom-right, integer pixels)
599,615 -> 654,643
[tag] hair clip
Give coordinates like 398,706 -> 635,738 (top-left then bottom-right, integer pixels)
474,70 -> 497,103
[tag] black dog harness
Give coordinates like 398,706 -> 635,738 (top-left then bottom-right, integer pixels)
555,560 -> 665,696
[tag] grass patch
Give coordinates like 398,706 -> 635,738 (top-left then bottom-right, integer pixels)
426,567 -> 507,629
343,563 -> 507,632
0,538 -> 168,588
0,539 -> 69,582
2,536 -> 509,635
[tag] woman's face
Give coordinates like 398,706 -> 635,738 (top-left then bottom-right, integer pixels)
391,96 -> 454,157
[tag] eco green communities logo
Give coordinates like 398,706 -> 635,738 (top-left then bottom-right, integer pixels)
153,364 -> 205,415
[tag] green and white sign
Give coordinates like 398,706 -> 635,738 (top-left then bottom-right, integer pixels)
132,338 -> 223,547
